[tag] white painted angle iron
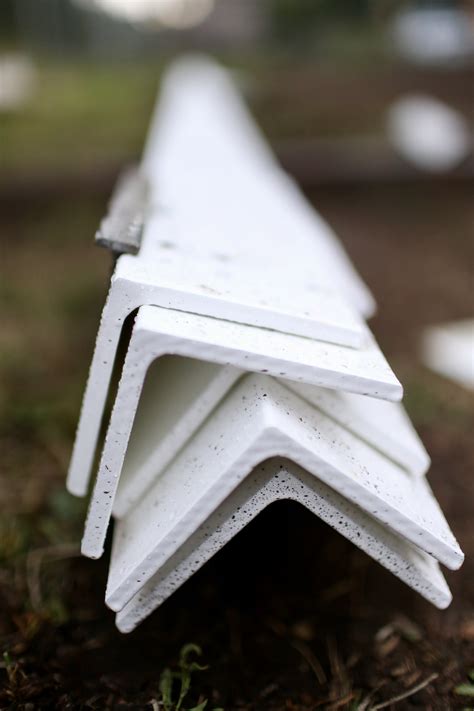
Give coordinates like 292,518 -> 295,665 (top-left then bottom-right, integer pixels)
66,56 -> 463,632
106,375 -> 461,628
67,56 -> 376,500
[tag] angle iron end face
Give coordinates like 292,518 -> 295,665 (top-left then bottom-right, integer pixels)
67,287 -> 373,499
286,382 -> 430,477
74,302 -> 403,540
115,250 -> 368,348
114,458 -> 451,632
134,305 -> 402,401
103,374 -> 462,610
66,281 -> 125,498
113,358 -> 242,518
115,362 -> 426,521
80,308 -> 403,557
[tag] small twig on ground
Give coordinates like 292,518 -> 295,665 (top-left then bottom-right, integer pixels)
327,635 -> 351,700
357,682 -> 386,711
292,639 -> 327,685
370,672 -> 438,710
326,691 -> 356,710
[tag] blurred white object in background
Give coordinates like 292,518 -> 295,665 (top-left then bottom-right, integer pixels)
77,0 -> 215,28
0,54 -> 36,111
421,320 -> 474,391
387,94 -> 472,172
393,6 -> 474,65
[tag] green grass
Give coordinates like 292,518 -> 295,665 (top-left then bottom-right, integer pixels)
158,643 -> 223,711
1,60 -> 164,173
1,50 -> 403,177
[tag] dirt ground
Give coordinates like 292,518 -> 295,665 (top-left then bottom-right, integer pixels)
0,63 -> 473,710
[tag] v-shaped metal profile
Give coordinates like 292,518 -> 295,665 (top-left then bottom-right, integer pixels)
80,306 -> 403,559
105,374 -> 462,616
65,57 -> 462,636
114,458 -> 451,633
67,57 -> 376,500
113,313 -> 428,520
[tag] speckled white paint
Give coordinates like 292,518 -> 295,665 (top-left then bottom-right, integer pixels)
67,57 -> 376,499
113,348 -> 426,521
115,458 -> 451,633
80,306 -> 402,557
288,382 -> 430,477
103,374 -> 462,612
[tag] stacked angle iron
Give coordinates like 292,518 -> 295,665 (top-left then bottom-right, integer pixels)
67,57 -> 463,632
